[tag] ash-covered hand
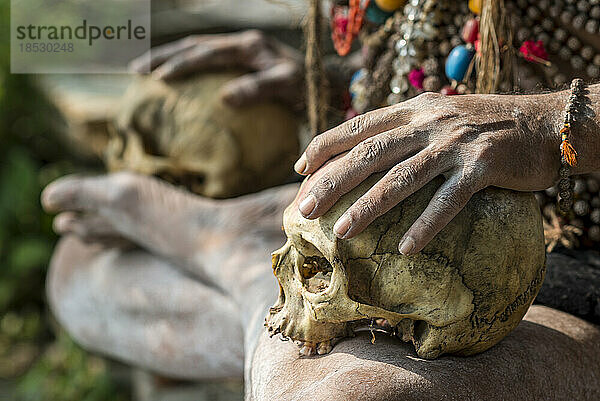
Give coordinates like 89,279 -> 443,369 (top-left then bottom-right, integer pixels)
129,30 -> 303,108
293,91 -> 568,255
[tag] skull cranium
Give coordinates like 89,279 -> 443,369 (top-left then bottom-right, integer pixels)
108,72 -> 299,198
266,173 -> 546,359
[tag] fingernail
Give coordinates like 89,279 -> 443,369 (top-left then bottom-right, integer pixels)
298,194 -> 316,217
398,236 -> 415,255
294,154 -> 307,175
333,215 -> 352,238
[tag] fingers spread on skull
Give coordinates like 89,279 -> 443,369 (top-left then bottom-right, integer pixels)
296,105 -> 413,175
152,41 -> 243,80
129,36 -> 200,73
399,173 -> 478,255
129,30 -> 304,109
151,30 -> 281,81
331,148 -> 449,240
297,131 -> 421,219
220,61 -> 301,107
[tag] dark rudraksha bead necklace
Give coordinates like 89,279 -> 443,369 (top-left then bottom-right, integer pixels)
557,78 -> 585,214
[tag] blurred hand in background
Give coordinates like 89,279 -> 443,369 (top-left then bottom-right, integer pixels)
129,30 -> 304,109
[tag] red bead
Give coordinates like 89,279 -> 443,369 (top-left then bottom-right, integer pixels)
461,18 -> 479,44
519,40 -> 548,63
440,86 -> 458,95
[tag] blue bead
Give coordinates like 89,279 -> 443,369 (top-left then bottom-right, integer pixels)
445,45 -> 475,82
350,69 -> 365,85
349,69 -> 366,99
366,2 -> 393,25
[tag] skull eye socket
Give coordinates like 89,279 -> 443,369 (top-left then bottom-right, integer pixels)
300,255 -> 332,294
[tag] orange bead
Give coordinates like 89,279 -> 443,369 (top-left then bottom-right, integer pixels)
468,0 -> 482,14
374,0 -> 406,12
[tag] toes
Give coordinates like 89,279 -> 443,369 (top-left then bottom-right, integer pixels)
42,175 -> 86,213
41,172 -> 142,214
53,212 -> 79,234
52,212 -> 130,247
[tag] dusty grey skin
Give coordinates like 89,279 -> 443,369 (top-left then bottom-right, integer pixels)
41,74 -> 600,398
43,173 -> 297,381
42,173 -> 600,400
294,88 -> 600,256
129,30 -> 304,109
48,237 -> 245,379
267,173 -> 546,359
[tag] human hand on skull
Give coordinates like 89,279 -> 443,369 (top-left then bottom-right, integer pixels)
129,30 -> 304,108
293,91 -> 575,255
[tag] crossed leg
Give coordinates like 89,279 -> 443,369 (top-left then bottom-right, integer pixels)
48,236 -> 245,380
43,173 -> 600,400
43,173 -> 292,381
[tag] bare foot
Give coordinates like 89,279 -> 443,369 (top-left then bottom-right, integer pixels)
42,172 -> 298,287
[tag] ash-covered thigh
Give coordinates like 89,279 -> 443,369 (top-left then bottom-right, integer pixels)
250,305 -> 600,401
47,236 -> 244,380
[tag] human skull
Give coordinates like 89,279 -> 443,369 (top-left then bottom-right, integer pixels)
266,173 -> 546,359
107,72 -> 299,198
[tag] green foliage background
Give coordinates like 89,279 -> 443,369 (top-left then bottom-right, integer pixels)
0,0 -> 129,399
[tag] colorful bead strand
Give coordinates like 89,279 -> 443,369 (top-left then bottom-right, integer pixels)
331,0 -> 371,57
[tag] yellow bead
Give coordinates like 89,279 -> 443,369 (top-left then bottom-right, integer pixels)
468,0 -> 482,14
374,0 -> 406,12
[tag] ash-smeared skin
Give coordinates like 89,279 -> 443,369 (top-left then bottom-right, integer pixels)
47,236 -> 246,380
253,306 -> 600,401
42,172 -> 299,388
129,30 -> 304,109
42,172 -> 298,291
296,87 -> 600,255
